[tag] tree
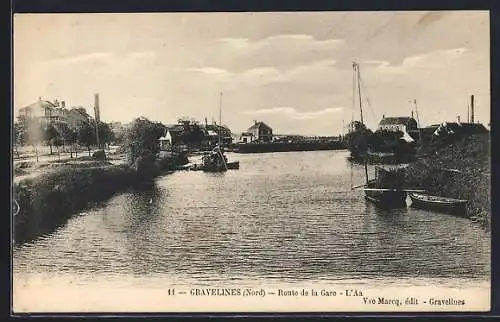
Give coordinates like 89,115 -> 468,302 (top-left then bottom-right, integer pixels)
54,121 -> 77,157
97,122 -> 114,150
124,117 -> 165,164
344,121 -> 373,157
178,119 -> 205,147
76,122 -> 96,156
23,118 -> 44,162
44,123 -> 59,155
13,121 -> 25,158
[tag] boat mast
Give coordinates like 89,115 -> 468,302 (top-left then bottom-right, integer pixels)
217,91 -> 227,170
354,62 -> 364,125
218,91 -> 222,146
413,99 -> 422,143
354,62 -> 369,184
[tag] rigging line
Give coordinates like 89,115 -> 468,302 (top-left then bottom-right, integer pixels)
351,63 -> 356,125
358,71 -> 378,123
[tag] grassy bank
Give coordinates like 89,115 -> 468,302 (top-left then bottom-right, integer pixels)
13,153 -> 189,244
404,134 -> 490,227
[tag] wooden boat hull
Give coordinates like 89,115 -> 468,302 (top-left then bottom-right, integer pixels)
409,193 -> 468,215
189,161 -> 239,172
364,189 -> 407,208
363,178 -> 407,208
226,161 -> 239,169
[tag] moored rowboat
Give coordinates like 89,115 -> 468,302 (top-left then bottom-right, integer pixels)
409,193 -> 468,215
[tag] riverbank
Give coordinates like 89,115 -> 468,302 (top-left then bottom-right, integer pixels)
13,152 -> 188,244
404,133 -> 490,227
232,140 -> 345,153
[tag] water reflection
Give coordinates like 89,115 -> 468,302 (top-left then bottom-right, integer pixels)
13,150 -> 490,284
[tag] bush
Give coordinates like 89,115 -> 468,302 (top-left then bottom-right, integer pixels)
405,134 -> 490,226
156,152 -> 189,171
133,152 -> 160,179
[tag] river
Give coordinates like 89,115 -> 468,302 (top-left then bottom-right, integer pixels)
13,150 -> 490,312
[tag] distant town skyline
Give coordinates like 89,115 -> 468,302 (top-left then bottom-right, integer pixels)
14,11 -> 490,136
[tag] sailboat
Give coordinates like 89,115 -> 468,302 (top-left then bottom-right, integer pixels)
350,62 -> 413,208
194,92 -> 240,172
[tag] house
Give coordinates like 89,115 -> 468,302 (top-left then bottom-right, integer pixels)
164,124 -> 185,146
158,129 -> 172,151
378,114 -> 419,142
66,107 -> 92,128
18,98 -> 95,130
239,132 -> 254,143
378,115 -> 418,132
248,120 -> 273,142
18,98 -> 60,122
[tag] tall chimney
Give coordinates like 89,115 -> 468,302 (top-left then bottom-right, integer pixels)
457,115 -> 460,123
411,111 -> 414,118
94,93 -> 100,123
470,94 -> 475,124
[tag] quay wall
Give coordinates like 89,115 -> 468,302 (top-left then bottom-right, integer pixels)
233,141 -> 346,153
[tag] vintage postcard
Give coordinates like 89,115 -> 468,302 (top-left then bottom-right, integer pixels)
12,11 -> 491,313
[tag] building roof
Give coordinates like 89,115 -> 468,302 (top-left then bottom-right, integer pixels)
379,117 -> 416,126
20,99 -> 58,113
166,124 -> 184,132
435,122 -> 488,134
248,121 -> 272,130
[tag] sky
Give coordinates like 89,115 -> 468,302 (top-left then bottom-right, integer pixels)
13,11 -> 490,135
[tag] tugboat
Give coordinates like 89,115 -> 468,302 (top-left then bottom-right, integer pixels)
197,144 -> 239,172
193,91 -> 240,172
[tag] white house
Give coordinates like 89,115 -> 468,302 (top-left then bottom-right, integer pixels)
158,130 -> 172,150
239,132 -> 254,143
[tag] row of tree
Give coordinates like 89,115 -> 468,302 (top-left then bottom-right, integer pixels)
14,116 -> 115,159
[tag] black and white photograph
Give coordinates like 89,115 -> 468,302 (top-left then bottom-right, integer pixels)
12,11 -> 491,312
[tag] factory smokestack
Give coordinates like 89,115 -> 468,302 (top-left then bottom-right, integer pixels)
94,93 -> 100,123
470,94 -> 475,124
94,93 -> 101,149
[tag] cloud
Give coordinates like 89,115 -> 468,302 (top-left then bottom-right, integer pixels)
215,37 -> 250,49
216,34 -> 345,52
362,47 -> 470,75
187,59 -> 338,87
240,67 -> 282,84
42,52 -> 114,65
243,106 -> 343,120
40,51 -> 158,67
184,67 -> 233,81
210,33 -> 344,71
